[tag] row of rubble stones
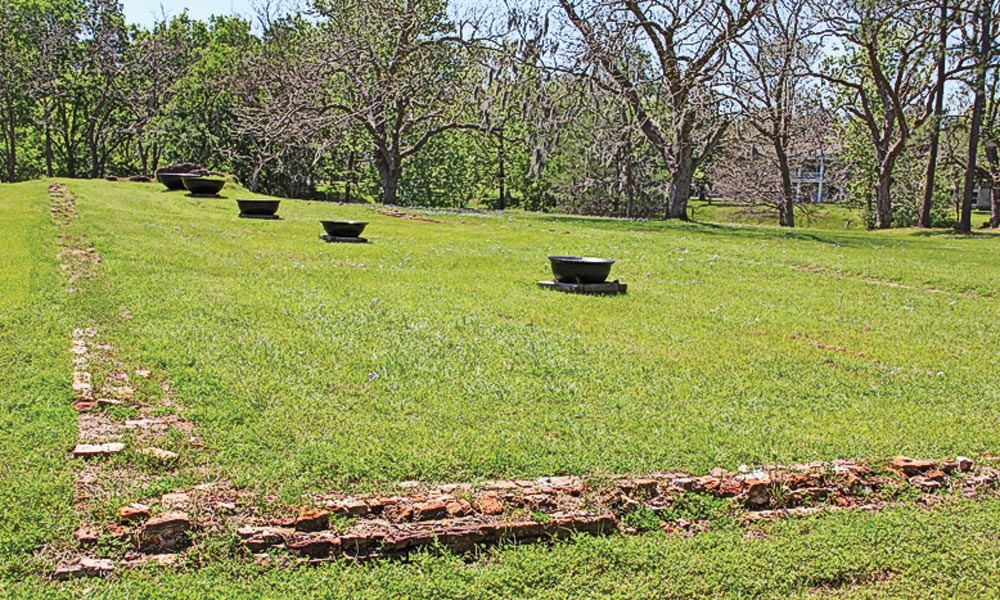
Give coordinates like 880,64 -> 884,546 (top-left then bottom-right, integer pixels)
62,454 -> 987,577
240,511 -> 618,560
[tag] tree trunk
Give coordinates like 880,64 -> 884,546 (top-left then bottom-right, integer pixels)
344,151 -> 355,204
44,121 -> 54,178
776,144 -> 795,228
151,142 -> 160,173
957,0 -> 990,234
992,187 -> 1000,229
5,111 -> 16,182
875,163 -> 894,229
374,152 -> 402,205
497,133 -> 507,211
666,150 -> 694,220
987,145 -> 999,228
920,0 -> 948,228
137,138 -> 148,176
624,155 -> 635,220
88,136 -> 101,179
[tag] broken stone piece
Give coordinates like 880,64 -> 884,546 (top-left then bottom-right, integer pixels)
383,503 -> 414,523
285,534 -> 340,558
53,564 -> 85,580
414,499 -> 448,521
54,557 -> 115,580
106,523 -> 129,540
239,527 -> 289,552
136,447 -> 179,461
73,400 -> 97,412
72,442 -> 125,458
473,493 -> 503,516
137,511 -> 192,552
81,557 -> 115,576
744,482 -> 772,507
483,480 -> 520,491
717,479 -> 744,497
74,525 -> 99,546
119,503 -> 151,522
330,499 -> 368,516
294,509 -> 330,532
891,456 -> 937,476
923,469 -> 947,483
445,497 -> 473,517
670,477 -> 698,491
957,456 -> 974,472
145,553 -> 178,566
621,478 -> 659,498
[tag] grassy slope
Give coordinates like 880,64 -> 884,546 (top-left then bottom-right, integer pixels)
0,181 -> 76,577
688,201 -> 866,231
64,179 -> 1000,498
3,179 -> 1000,597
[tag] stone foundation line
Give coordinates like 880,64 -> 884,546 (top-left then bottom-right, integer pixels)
54,452 -> 999,579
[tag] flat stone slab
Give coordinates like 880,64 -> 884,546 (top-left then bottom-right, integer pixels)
239,213 -> 280,220
538,280 -> 627,295
320,234 -> 368,243
54,557 -> 115,580
72,442 -> 125,458
136,447 -> 179,461
138,511 -> 192,552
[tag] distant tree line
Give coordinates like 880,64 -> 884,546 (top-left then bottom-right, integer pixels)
0,0 -> 997,229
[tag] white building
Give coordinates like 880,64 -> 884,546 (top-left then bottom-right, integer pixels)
790,153 -> 841,203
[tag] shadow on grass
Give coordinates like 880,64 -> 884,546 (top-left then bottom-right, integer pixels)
499,211 -> 870,248
904,226 -> 1000,238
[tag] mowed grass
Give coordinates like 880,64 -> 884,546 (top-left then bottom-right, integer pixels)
4,499 -> 1000,598
4,179 -> 1000,597
58,178 -> 1000,500
0,182 -> 76,578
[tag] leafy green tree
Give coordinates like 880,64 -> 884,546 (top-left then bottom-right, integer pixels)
818,0 -> 938,229
155,16 -> 255,172
119,14 -> 208,174
310,0 -> 482,204
559,0 -> 765,220
0,0 -> 43,181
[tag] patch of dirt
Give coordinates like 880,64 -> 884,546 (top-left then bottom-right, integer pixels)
790,334 -> 879,362
49,185 -> 102,288
376,209 -> 443,223
789,264 -> 989,299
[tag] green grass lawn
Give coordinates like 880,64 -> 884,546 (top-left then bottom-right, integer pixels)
0,182 -> 76,580
3,178 -> 1000,597
688,200 -> 866,230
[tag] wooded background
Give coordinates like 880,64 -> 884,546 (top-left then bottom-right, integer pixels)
1,0 -> 997,229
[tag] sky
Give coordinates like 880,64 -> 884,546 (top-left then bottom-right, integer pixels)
119,0 -> 492,28
120,0 -> 258,28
